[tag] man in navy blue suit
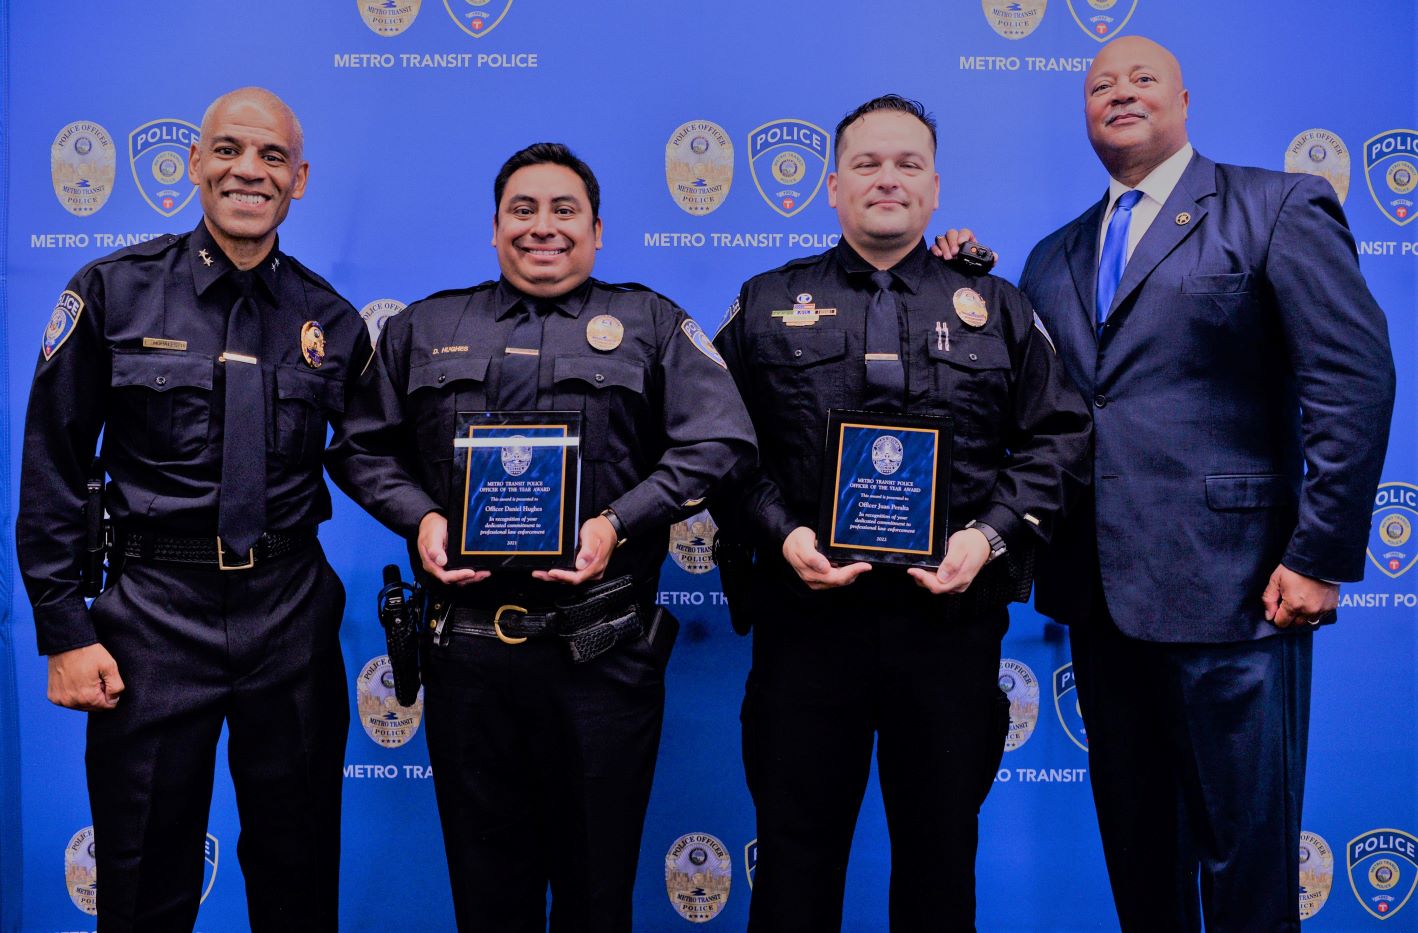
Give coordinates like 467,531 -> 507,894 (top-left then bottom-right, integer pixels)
1017,35 -> 1395,931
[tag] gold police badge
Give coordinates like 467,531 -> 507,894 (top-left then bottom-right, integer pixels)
669,510 -> 718,574
358,0 -> 422,36
953,288 -> 989,328
301,321 -> 327,369
357,655 -> 424,748
666,120 -> 733,216
64,826 -> 98,915
1299,830 -> 1334,920
981,0 -> 1047,40
51,120 -> 116,217
1285,129 -> 1351,204
998,658 -> 1041,752
665,832 -> 732,923
586,314 -> 624,351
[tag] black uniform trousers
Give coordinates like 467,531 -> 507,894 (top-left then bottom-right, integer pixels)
421,620 -> 667,933
1069,581 -> 1313,933
85,543 -> 348,932
742,576 -> 1010,932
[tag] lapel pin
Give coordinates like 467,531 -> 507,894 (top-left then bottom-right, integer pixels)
1175,212 -> 1191,226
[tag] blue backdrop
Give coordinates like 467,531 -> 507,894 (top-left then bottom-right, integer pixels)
2,2 -> 1415,930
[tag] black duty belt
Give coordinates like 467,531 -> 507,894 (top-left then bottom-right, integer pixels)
120,529 -> 316,570
434,575 -> 644,663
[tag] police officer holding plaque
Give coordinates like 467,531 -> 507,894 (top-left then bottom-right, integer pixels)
712,95 -> 1091,931
327,142 -> 755,932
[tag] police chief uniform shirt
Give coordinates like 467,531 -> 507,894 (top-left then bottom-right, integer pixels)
327,276 -> 756,606
18,220 -> 371,655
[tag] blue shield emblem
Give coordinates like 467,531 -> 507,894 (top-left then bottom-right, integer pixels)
1347,829 -> 1418,921
1364,130 -> 1418,226
1370,482 -> 1418,579
129,119 -> 199,217
1065,0 -> 1138,42
442,0 -> 514,38
202,833 -> 219,904
1052,663 -> 1088,751
747,119 -> 830,218
744,838 -> 758,890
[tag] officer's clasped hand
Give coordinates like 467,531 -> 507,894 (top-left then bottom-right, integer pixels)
47,642 -> 125,711
781,526 -> 871,590
907,527 -> 992,595
533,515 -> 616,585
418,511 -> 490,586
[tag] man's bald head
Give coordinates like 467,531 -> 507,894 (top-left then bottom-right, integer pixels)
200,87 -> 304,162
1083,36 -> 1190,186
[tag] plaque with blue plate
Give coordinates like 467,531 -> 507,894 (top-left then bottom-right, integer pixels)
818,409 -> 952,568
450,411 -> 582,569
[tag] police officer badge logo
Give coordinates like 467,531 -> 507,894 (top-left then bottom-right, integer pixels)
51,120 -> 116,216
202,833 -> 220,904
64,826 -> 99,915
1052,662 -> 1088,751
1365,129 -> 1418,225
999,658 -> 1040,752
669,509 -> 718,574
43,290 -> 85,362
982,1 -> 1048,40
1347,828 -> 1418,920
681,318 -> 727,368
502,437 -> 533,476
953,288 -> 989,328
1065,0 -> 1137,41
443,0 -> 513,38
871,436 -> 905,476
129,119 -> 199,217
1285,129 -> 1351,204
586,314 -> 624,351
666,121 -> 733,216
1369,482 -> 1418,579
359,298 -> 407,344
1299,830 -> 1335,920
666,832 -> 732,922
357,655 -> 424,747
748,119 -> 830,218
744,838 -> 758,890
301,321 -> 327,369
359,0 -> 422,36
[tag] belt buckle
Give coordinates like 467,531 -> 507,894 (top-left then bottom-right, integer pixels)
493,604 -> 529,645
217,537 -> 255,571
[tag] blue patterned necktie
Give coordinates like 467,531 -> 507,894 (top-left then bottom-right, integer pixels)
1095,189 -> 1144,332
864,269 -> 905,411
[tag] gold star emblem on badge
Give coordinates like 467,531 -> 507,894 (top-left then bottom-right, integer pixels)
198,249 -> 213,267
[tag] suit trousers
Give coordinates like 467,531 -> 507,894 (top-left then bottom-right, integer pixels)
85,545 -> 349,932
1069,595 -> 1313,933
421,625 -> 667,933
742,585 -> 1010,932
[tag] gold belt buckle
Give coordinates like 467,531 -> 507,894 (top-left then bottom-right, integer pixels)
493,604 -> 528,645
217,537 -> 255,571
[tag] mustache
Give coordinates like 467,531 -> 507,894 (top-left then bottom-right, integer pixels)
1105,109 -> 1149,126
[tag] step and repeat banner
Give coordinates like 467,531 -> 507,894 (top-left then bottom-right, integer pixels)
2,1 -> 1414,930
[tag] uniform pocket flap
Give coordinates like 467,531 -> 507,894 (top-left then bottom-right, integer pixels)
111,349 -> 214,392
1181,272 -> 1252,295
554,356 -> 645,392
1205,473 -> 1294,510
754,330 -> 848,367
277,365 -> 345,411
928,333 -> 1011,371
407,355 -> 491,393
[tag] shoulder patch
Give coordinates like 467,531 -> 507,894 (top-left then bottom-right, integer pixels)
680,318 -> 726,368
714,296 -> 741,338
42,291 -> 85,361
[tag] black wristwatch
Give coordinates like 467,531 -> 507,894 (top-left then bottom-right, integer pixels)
599,507 -> 628,548
965,520 -> 1006,563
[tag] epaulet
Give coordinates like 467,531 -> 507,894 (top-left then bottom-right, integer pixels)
598,278 -> 681,308
285,254 -> 344,295
410,280 -> 499,307
741,251 -> 822,287
80,232 -> 182,274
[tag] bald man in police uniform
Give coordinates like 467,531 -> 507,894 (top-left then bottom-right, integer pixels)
328,142 -> 756,932
17,88 -> 367,930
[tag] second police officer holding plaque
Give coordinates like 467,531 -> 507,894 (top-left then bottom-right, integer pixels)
712,96 -> 1092,931
327,143 -> 755,932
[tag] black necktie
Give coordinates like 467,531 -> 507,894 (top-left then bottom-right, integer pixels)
218,272 -> 267,556
498,299 -> 550,411
864,270 -> 905,411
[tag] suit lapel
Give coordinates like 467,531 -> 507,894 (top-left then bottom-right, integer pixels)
1064,195 -> 1107,340
1104,153 -> 1218,331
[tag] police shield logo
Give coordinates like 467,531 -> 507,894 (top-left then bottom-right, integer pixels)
1369,482 -> 1418,579
1065,0 -> 1137,41
748,119 -> 830,218
982,1 -> 1048,40
744,838 -> 758,890
871,436 -> 904,475
359,0 -> 422,35
359,298 -> 407,344
357,655 -> 424,748
1299,830 -> 1335,920
52,120 -> 116,216
1347,828 -> 1418,920
64,826 -> 98,915
1052,662 -> 1088,751
999,658 -> 1040,752
443,0 -> 513,38
666,832 -> 732,922
129,119 -> 199,217
669,509 -> 718,574
202,833 -> 219,904
667,121 -> 733,215
1285,129 -> 1351,204
43,290 -> 85,361
1365,129 -> 1418,225
501,437 -> 533,477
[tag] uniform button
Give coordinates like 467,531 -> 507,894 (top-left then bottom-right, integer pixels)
437,374 -> 445,383
968,353 -> 979,361
793,349 -> 803,358
155,376 -> 167,386
1093,394 -> 1107,408
595,373 -> 605,383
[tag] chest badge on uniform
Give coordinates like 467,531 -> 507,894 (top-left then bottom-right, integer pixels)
1175,212 -> 1191,226
681,318 -> 727,368
952,288 -> 989,328
300,320 -> 326,368
771,293 -> 837,327
42,290 -> 85,361
586,314 -> 624,352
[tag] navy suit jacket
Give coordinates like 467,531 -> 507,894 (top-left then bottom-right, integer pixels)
1020,152 -> 1395,642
